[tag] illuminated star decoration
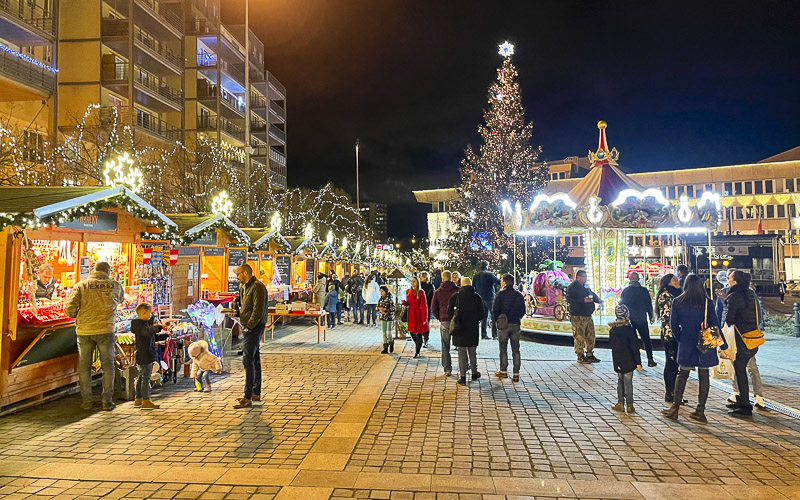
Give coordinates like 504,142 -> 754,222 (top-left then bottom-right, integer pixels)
270,211 -> 282,232
304,223 -> 314,240
211,191 -> 233,217
342,236 -> 348,250
103,152 -> 144,194
498,41 -> 515,58
326,230 -> 334,246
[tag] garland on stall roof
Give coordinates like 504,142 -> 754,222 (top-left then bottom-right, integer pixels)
1,193 -> 179,240
252,232 -> 292,253
177,217 -> 251,247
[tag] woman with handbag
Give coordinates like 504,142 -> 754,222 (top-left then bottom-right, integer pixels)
403,277 -> 429,359
724,271 -> 763,417
655,274 -> 682,404
662,275 -> 727,423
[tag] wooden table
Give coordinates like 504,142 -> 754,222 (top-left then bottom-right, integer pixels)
264,310 -> 327,343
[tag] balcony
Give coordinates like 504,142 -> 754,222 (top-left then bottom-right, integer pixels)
196,114 -> 245,142
269,148 -> 286,166
250,93 -> 266,110
0,43 -> 57,96
134,0 -> 183,38
267,71 -> 285,98
197,49 -> 216,69
133,69 -> 182,110
134,27 -> 183,74
269,101 -> 285,122
221,118 -> 245,142
135,109 -> 181,142
250,119 -> 266,134
220,59 -> 245,90
268,124 -> 286,145
251,146 -> 268,159
269,160 -> 287,190
0,0 -> 55,44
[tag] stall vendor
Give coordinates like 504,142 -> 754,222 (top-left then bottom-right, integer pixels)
35,263 -> 60,300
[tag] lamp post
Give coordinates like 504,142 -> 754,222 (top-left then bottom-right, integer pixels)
355,139 -> 360,212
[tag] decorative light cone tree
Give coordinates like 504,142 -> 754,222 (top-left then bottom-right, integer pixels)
445,42 -> 551,272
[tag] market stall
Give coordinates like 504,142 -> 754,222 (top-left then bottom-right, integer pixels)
249,227 -> 296,303
168,214 -> 251,311
0,186 -> 178,411
288,236 -> 317,299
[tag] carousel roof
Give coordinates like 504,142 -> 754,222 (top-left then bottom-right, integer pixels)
567,122 -> 644,206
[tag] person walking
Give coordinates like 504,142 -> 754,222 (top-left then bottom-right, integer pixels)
473,260 -> 501,340
662,275 -> 727,423
656,273 -> 682,404
724,271 -> 761,417
233,264 -> 267,409
431,270 -> 459,376
378,286 -> 395,353
779,279 -> 786,304
566,270 -> 602,364
313,273 -> 328,326
349,273 -> 365,324
448,277 -> 485,385
620,271 -> 657,367
64,261 -> 124,411
363,273 -> 380,327
404,276 -> 429,358
492,273 -> 526,382
609,304 -> 642,414
420,271 -> 435,347
330,274 -> 344,325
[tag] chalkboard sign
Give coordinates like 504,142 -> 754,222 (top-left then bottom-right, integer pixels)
227,249 -> 247,292
306,258 -> 315,285
275,255 -> 291,285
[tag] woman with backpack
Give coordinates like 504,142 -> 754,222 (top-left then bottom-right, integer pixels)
662,274 -> 727,423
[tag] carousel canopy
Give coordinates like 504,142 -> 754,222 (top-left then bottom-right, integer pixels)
568,122 -> 644,206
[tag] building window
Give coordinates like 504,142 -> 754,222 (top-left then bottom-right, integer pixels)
686,185 -> 694,198
765,180 -> 773,193
778,205 -> 786,218
786,179 -> 794,193
767,205 -> 775,219
734,182 -> 742,195
744,182 -> 753,195
734,207 -> 743,219
754,181 -> 763,195
724,182 -> 732,196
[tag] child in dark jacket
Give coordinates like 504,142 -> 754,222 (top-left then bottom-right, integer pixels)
609,304 -> 642,414
324,287 -> 339,330
132,303 -> 168,409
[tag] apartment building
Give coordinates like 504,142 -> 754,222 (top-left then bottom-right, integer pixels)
359,202 -> 389,241
0,0 -> 58,147
185,0 -> 287,191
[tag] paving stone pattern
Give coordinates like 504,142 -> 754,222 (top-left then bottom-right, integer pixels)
0,350 -> 376,468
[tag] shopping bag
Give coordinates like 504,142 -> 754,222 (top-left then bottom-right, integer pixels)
711,358 -> 734,380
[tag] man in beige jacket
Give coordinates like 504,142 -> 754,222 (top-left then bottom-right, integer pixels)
64,261 -> 125,410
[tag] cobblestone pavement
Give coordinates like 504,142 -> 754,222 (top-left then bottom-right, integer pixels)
0,318 -> 799,499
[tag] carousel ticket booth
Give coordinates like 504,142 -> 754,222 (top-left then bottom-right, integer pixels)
0,186 -> 177,412
503,122 -> 722,338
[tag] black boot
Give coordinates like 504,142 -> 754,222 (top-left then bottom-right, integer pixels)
689,378 -> 709,423
729,396 -> 753,416
389,342 -> 394,353
662,371 -> 688,421
381,344 -> 388,354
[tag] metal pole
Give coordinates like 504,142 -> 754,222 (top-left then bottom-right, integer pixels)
794,302 -> 800,337
524,235 -> 528,288
355,139 -> 360,211
513,233 -> 517,283
708,230 -> 713,297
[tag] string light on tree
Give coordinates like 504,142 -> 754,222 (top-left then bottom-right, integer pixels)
326,230 -> 334,246
270,211 -> 282,232
304,223 -> 314,240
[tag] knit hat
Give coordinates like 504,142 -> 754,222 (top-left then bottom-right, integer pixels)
615,304 -> 630,322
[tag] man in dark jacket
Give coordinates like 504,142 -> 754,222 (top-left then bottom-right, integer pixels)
620,271 -> 656,367
492,274 -> 526,381
473,260 -> 501,340
447,277 -> 485,386
566,270 -> 602,364
431,271 -> 459,376
432,269 -> 443,290
420,272 -> 435,347
234,264 -> 267,409
676,264 -> 689,289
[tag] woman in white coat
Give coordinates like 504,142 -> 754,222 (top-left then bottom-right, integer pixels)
313,273 -> 328,325
362,273 -> 381,327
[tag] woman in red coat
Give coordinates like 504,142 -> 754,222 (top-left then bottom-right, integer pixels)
404,276 -> 429,358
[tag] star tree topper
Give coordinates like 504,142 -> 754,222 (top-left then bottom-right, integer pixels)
498,41 -> 515,58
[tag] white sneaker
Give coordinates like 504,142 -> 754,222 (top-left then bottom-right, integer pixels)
755,396 -> 766,409
727,393 -> 738,403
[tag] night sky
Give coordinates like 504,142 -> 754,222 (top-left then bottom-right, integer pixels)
250,0 -> 800,237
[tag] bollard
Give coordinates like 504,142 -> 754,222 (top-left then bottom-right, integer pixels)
794,303 -> 800,338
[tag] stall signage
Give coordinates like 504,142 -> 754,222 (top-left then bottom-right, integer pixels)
204,247 -> 225,257
306,258 -> 315,285
150,247 -> 164,267
60,211 -> 118,231
177,246 -> 200,256
193,231 -> 217,246
262,253 -> 273,261
275,255 -> 291,286
247,253 -> 259,262
79,256 -> 91,280
227,249 -> 247,292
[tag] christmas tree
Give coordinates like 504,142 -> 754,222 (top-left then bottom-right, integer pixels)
446,42 -> 551,272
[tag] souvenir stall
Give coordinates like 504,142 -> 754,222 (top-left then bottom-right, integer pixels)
316,237 -> 339,277
502,122 -> 722,338
168,213 -> 251,309
289,235 -> 317,299
0,186 -> 178,411
250,226 -> 294,303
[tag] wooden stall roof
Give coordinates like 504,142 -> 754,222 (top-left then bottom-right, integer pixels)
168,213 -> 250,246
287,236 -> 316,256
242,228 -> 269,244
249,229 -> 292,252
0,186 -> 108,213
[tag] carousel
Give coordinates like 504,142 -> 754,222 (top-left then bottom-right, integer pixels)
503,121 -> 722,337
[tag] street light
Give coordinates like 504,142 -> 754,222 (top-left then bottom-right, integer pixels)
355,139 -> 360,211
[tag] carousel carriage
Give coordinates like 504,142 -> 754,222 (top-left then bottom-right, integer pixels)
526,261 -> 570,321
